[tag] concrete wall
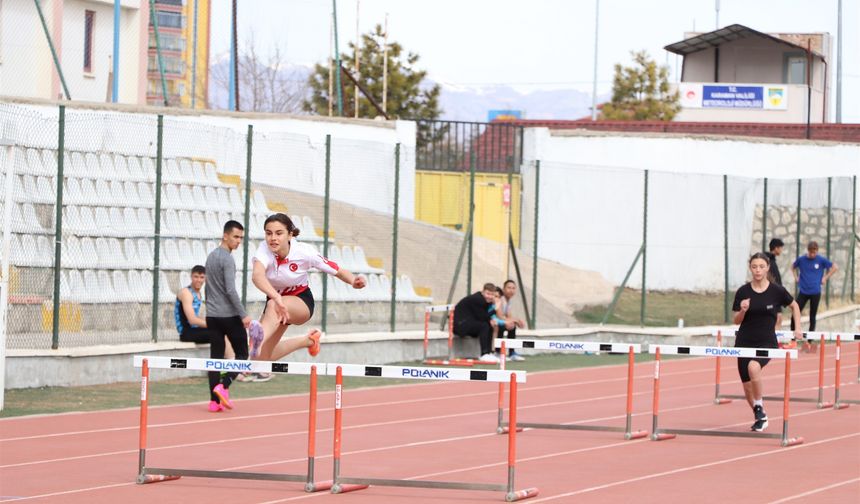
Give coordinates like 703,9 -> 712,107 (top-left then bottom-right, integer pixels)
520,128 -> 859,290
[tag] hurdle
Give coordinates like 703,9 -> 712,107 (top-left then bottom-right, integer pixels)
133,356 -> 331,492
833,334 -> 860,408
712,330 -> 860,408
649,345 -> 803,447
422,304 -> 497,366
328,363 -> 539,502
493,338 -> 648,440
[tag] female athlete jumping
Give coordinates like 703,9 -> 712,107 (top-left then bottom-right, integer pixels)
248,213 -> 366,360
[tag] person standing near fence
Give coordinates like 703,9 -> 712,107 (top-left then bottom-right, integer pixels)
790,241 -> 838,332
733,252 -> 803,432
247,213 -> 366,362
205,221 -> 252,412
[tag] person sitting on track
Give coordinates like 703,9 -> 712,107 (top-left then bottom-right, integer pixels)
205,221 -> 252,412
247,213 -> 366,361
732,252 -> 803,432
453,283 -> 499,363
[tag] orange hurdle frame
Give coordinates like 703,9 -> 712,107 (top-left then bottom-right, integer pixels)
330,364 -> 539,502
833,335 -> 859,408
495,339 -> 647,440
134,357 -> 331,491
651,346 -> 803,447
714,330 -> 860,409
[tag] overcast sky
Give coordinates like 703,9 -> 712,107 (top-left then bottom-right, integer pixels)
210,0 -> 859,121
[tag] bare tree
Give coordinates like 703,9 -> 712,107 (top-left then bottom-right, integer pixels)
211,32 -> 308,113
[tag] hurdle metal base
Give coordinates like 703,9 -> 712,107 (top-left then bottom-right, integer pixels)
500,421 -> 646,440
718,394 -> 831,408
714,397 -> 733,405
136,473 -> 181,484
140,467 -> 330,487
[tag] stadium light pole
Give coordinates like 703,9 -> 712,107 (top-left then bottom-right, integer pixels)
333,0 -> 344,116
112,0 -> 120,102
836,0 -> 843,123
715,0 -> 720,29
228,1 -> 236,111
590,0 -> 600,121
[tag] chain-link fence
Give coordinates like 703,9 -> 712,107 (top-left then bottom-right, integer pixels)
1,103 -> 466,350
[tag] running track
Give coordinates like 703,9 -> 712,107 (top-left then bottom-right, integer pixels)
1,347 -> 858,503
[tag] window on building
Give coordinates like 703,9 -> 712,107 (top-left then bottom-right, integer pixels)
785,55 -> 807,85
155,11 -> 183,29
156,0 -> 184,6
84,10 -> 95,72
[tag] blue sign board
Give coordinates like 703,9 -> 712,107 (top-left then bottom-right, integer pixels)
488,110 -> 523,122
702,85 -> 764,108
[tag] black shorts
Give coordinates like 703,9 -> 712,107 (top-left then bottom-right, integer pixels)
264,288 -> 315,320
735,336 -> 778,383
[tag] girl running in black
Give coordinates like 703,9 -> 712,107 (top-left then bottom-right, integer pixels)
732,252 -> 803,432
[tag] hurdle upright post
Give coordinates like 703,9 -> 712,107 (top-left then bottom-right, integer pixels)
714,331 -> 732,404
781,353 -> 804,446
305,365 -> 331,492
833,335 -> 851,409
136,358 -> 148,483
817,335 -> 833,408
505,373 -> 539,502
498,341 -> 506,433
624,345 -> 647,439
332,366 -> 343,492
650,347 -> 675,441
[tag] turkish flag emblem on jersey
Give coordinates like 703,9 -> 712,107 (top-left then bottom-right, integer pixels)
289,263 -> 298,272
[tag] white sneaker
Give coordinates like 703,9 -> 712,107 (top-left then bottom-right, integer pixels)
480,353 -> 500,363
509,352 -> 525,362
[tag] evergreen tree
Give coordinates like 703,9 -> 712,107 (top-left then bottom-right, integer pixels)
601,51 -> 680,121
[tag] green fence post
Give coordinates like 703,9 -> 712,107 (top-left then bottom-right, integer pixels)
640,169 -> 648,327
531,161 -> 540,329
51,105 -> 66,349
795,179 -> 802,296
467,149 -> 476,296
151,115 -> 164,342
390,143 -> 400,332
241,124 -> 253,307
826,176 -> 832,306
762,177 -> 768,251
723,174 -> 729,323
853,176 -> 857,302
322,135 -> 331,333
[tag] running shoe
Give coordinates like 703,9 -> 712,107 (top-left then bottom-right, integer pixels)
509,351 -> 525,362
480,353 -> 501,364
235,372 -> 254,382
307,329 -> 322,357
751,405 -> 768,432
212,383 -> 233,409
208,400 -> 223,413
248,320 -> 265,359
253,372 -> 273,383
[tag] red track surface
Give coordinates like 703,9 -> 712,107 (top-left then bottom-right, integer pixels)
1,346 -> 858,503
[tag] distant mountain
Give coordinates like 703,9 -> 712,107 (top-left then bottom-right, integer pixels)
208,54 -> 601,121
436,83 -> 601,122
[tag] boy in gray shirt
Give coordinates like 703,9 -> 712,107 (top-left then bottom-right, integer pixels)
205,220 -> 252,412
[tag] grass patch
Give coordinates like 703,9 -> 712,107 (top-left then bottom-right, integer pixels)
0,352 -> 663,418
575,288 -> 727,327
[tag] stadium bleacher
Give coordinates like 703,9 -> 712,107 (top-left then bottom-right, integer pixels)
5,146 -> 431,341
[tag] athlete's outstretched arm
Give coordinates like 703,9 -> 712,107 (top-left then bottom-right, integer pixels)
335,268 -> 366,289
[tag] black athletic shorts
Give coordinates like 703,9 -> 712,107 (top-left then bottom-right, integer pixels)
263,288 -> 315,320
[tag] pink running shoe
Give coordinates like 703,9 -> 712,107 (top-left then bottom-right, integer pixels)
248,320 -> 264,358
307,329 -> 322,357
212,383 -> 233,409
208,400 -> 223,413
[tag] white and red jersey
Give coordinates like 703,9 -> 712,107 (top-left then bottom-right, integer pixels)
253,240 -> 339,296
